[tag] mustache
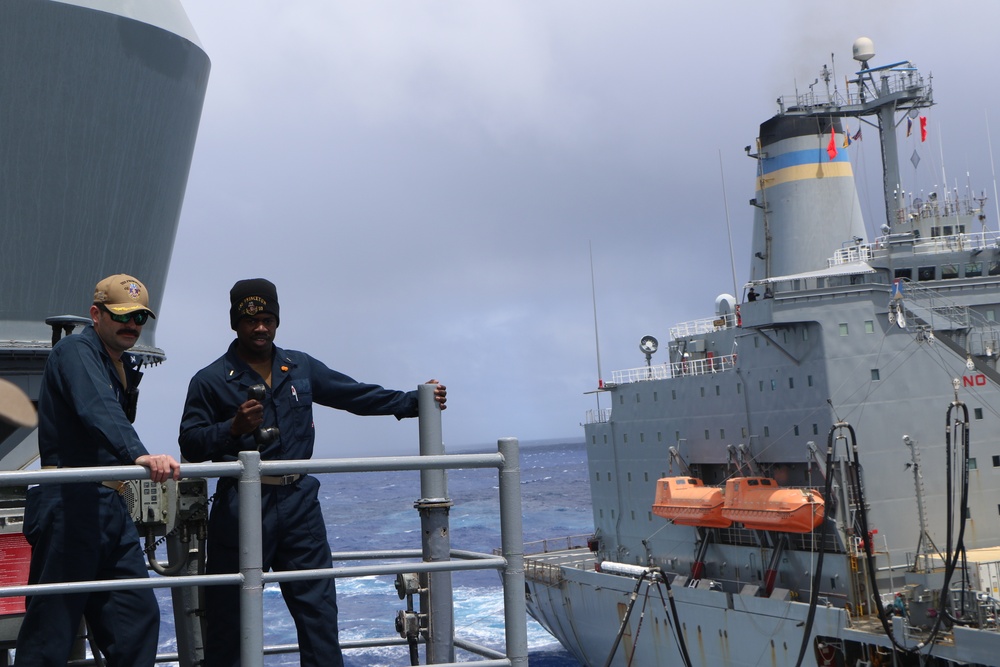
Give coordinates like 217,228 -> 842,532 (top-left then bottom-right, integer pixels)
116,328 -> 140,337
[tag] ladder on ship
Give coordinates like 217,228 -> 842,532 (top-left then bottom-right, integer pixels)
895,280 -> 1000,382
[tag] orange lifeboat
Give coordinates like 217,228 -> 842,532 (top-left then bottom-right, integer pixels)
720,477 -> 824,533
652,477 -> 731,528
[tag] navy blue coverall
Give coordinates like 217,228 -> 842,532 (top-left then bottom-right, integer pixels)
15,325 -> 159,666
178,341 -> 418,667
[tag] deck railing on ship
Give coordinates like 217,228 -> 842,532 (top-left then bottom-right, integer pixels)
830,229 -> 1000,266
0,386 -> 528,667
609,353 -> 737,386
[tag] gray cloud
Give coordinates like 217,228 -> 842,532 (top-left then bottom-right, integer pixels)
136,0 -> 1000,456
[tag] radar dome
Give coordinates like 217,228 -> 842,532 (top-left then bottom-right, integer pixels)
715,294 -> 737,317
853,37 -> 875,63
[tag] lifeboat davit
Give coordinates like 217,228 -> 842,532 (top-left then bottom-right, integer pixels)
652,477 -> 731,528
721,477 -> 824,533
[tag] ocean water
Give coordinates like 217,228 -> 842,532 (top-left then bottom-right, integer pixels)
156,440 -> 590,666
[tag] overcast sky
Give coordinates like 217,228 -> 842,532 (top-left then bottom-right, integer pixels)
134,1 -> 1000,457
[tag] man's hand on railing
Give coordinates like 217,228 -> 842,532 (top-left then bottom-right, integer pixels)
135,454 -> 182,483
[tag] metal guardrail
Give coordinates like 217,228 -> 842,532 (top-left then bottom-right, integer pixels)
0,387 -> 528,667
830,230 -> 1000,266
610,354 -> 737,386
669,313 -> 738,340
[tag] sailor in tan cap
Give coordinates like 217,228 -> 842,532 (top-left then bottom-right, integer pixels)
15,273 -> 179,665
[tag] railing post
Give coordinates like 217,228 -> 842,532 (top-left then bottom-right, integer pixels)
415,384 -> 454,663
498,437 -> 528,666
238,450 -> 265,667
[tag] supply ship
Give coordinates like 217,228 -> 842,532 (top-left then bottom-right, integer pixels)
525,39 -> 1000,666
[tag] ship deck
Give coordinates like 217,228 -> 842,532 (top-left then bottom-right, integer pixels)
523,546 -> 597,586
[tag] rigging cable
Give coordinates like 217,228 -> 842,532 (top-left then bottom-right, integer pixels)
919,399 -> 974,651
791,422 -> 839,667
654,569 -> 694,667
602,571 -> 646,667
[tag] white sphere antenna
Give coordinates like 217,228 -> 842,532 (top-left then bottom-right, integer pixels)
853,37 -> 875,64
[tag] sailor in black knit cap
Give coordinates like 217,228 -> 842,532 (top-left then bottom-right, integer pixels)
179,278 -> 446,667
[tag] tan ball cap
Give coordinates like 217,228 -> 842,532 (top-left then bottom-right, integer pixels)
93,274 -> 156,318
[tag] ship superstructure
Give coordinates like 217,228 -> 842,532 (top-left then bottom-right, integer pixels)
525,38 -> 1000,666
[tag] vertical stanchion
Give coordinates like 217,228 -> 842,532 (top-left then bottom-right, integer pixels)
415,383 -> 455,664
498,437 -> 528,666
237,451 -> 265,667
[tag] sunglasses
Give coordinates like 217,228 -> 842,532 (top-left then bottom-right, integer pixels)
99,305 -> 151,326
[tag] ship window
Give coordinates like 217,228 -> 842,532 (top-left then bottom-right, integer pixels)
943,225 -> 953,236
761,479 -> 773,485
968,458 -> 977,470
595,472 -> 600,482
808,375 -> 814,387
941,264 -> 959,280
770,379 -> 777,390
865,320 -> 875,334
631,511 -> 635,520
704,430 -> 710,440
989,261 -> 1000,277
794,425 -> 800,436
930,226 -> 941,238
720,429 -> 725,439
788,377 -> 794,389
759,381 -> 764,392
640,433 -> 645,443
748,479 -> 759,486
839,323 -> 849,336
975,408 -> 983,420
741,427 -> 747,438
623,434 -> 628,444
611,510 -> 615,519
648,512 -> 653,522
918,266 -> 936,281
802,328 -> 809,341
871,369 -> 880,381
812,424 -> 819,435
657,432 -> 662,442
715,385 -> 720,396
604,435 -> 608,444
619,395 -> 624,405
783,331 -> 788,344
608,472 -> 612,481
653,392 -> 658,402
627,472 -> 632,482
988,310 -> 997,322
966,262 -> 983,277
737,383 -> 742,394
592,435 -> 596,444
763,426 -> 770,437
644,472 -> 649,482
675,430 -> 680,441
894,268 -> 912,280
993,455 -> 1000,468
700,387 -> 705,397
600,509 -> 604,518
754,337 -> 759,348
636,393 -> 640,403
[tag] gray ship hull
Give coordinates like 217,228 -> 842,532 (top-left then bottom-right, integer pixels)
525,552 -> 1000,666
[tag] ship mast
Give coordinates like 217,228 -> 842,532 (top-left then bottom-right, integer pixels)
780,37 -> 934,233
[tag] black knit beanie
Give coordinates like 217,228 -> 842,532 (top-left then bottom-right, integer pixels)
230,278 -> 280,330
